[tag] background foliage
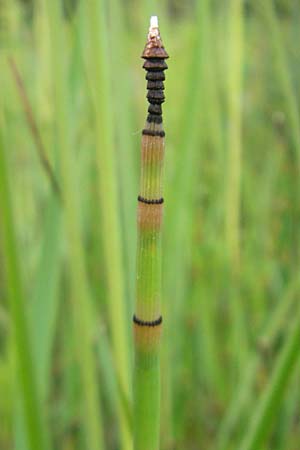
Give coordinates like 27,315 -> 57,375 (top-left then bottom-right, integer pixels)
1,0 -> 300,449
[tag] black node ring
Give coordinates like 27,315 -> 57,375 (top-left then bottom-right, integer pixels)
142,129 -> 165,137
133,315 -> 163,327
138,195 -> 164,205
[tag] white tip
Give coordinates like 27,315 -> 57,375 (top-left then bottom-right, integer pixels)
150,16 -> 158,29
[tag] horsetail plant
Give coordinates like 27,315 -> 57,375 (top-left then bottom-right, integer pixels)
133,16 -> 168,450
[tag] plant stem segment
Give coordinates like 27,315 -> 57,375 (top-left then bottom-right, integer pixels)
133,17 -> 168,450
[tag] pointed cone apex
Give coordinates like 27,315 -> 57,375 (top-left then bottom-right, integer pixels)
142,16 -> 169,59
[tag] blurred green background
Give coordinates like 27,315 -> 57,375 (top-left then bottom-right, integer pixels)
1,0 -> 300,449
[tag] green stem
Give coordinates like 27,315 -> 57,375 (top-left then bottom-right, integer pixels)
133,18 -> 168,450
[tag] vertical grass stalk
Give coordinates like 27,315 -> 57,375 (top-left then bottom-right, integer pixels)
161,4 -> 204,442
239,307 -> 300,450
0,105 -> 49,450
46,2 -> 104,449
257,0 -> 300,167
216,277 -> 300,450
225,0 -> 247,377
109,0 -> 137,311
133,17 -> 168,450
225,0 -> 243,266
83,1 -> 132,448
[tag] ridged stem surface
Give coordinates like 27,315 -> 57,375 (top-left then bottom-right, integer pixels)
133,19 -> 168,450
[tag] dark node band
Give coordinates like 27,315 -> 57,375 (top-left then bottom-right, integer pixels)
147,80 -> 165,90
142,129 -> 165,137
146,71 -> 165,81
138,195 -> 164,205
147,97 -> 165,105
147,90 -> 165,101
147,114 -> 162,124
142,46 -> 169,60
133,315 -> 163,327
148,104 -> 162,115
143,55 -> 167,127
143,59 -> 168,71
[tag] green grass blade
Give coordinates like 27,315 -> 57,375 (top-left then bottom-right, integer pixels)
161,5 -> 204,443
14,195 -> 62,450
46,2 -> 105,449
217,277 -> 300,450
256,0 -> 300,167
225,0 -> 248,379
225,0 -> 243,266
29,196 -> 62,396
239,306 -> 300,450
109,0 -> 137,312
83,2 -> 132,449
0,103 -> 49,450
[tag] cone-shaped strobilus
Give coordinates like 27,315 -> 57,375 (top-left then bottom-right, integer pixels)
133,16 -> 169,450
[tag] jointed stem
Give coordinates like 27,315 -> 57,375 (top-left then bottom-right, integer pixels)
133,17 -> 168,450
